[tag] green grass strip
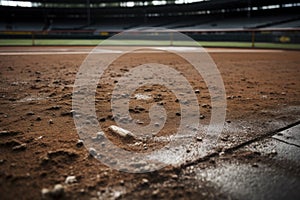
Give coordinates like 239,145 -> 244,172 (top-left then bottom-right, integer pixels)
0,39 -> 300,49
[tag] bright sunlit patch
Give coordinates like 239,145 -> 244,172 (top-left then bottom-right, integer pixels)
262,4 -> 280,10
126,1 -> 134,7
152,0 -> 167,6
0,0 -> 32,7
175,0 -> 205,4
120,0 -> 205,7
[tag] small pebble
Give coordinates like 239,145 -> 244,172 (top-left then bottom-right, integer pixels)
65,176 -> 77,184
49,119 -> 53,124
113,191 -> 122,199
201,104 -> 209,108
136,120 -> 144,124
12,143 -> 27,151
52,184 -> 64,197
99,118 -> 106,122
89,148 -> 97,157
121,93 -> 129,98
109,125 -> 135,138
195,89 -> 200,94
76,140 -> 83,147
96,132 -> 105,140
41,188 -> 51,198
26,111 -> 35,116
152,189 -> 159,196
134,141 -> 142,146
41,184 -> 65,198
221,136 -> 229,141
158,101 -> 164,105
199,115 -> 205,119
252,163 -> 259,168
47,105 -> 61,110
171,174 -> 178,179
271,149 -> 277,155
142,178 -> 149,184
135,105 -> 145,111
36,136 -> 43,140
80,189 -> 85,193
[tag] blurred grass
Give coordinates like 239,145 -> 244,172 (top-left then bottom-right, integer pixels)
0,39 -> 300,49
0,39 -> 101,46
199,41 -> 300,49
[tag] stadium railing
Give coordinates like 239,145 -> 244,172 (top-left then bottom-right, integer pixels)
0,28 -> 299,49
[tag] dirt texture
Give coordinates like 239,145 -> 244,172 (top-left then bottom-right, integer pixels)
0,47 -> 299,199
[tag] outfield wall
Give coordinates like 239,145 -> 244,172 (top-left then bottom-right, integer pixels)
0,28 -> 299,46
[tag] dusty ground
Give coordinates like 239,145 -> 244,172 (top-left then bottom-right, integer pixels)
0,47 -> 299,199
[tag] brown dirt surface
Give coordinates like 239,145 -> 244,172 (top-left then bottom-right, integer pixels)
0,47 -> 299,199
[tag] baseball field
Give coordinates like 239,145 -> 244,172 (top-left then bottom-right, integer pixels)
0,45 -> 299,199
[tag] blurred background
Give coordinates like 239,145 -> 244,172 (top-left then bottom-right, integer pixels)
0,0 -> 299,48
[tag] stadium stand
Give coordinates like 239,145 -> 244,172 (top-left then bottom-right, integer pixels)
270,18 -> 300,28
176,15 -> 299,29
10,22 -> 44,30
0,0 -> 299,44
1,0 -> 300,31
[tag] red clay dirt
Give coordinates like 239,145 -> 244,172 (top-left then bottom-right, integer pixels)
0,47 -> 299,199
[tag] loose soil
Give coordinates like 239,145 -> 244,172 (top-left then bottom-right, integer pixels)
0,47 -> 299,199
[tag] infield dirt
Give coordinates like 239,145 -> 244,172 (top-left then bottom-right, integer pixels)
0,47 -> 299,199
